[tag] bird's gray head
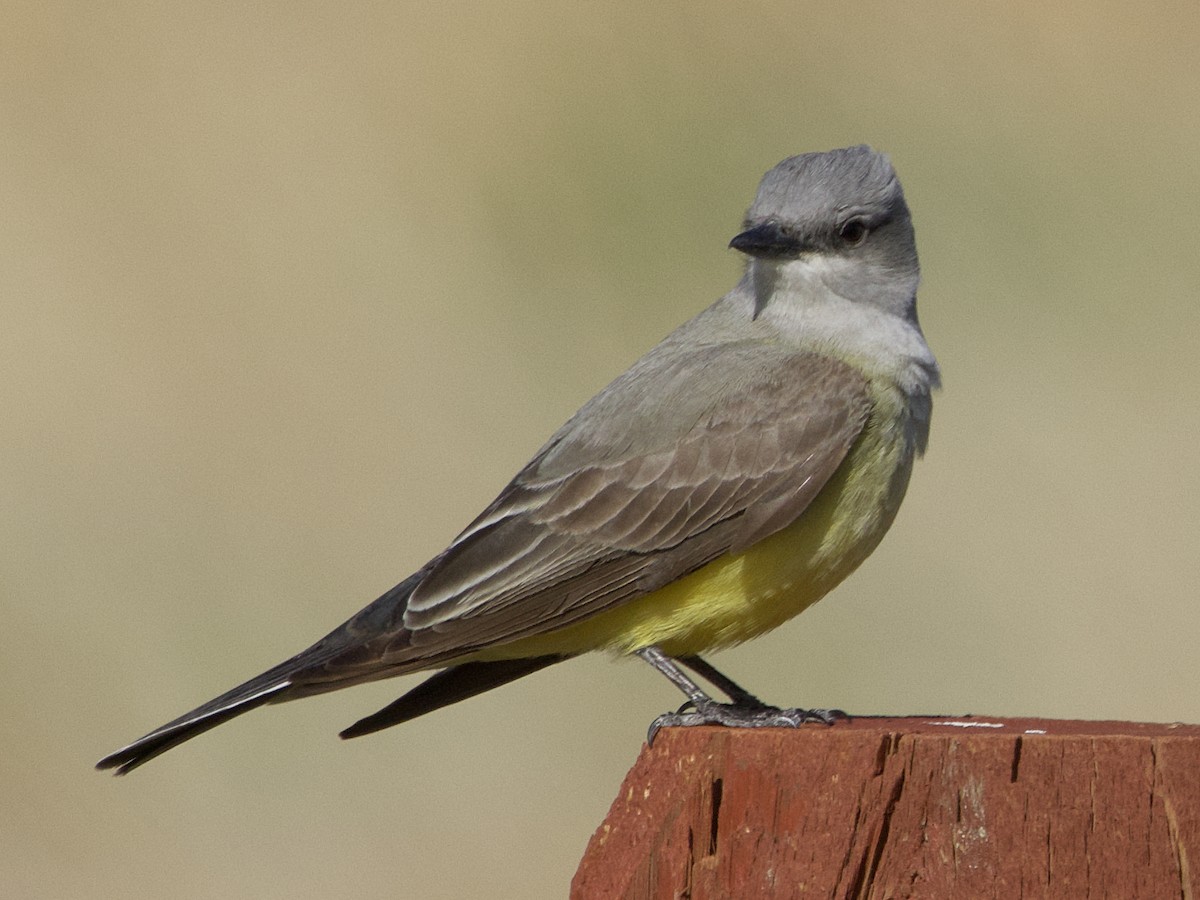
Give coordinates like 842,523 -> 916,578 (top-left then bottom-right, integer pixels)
732,146 -> 920,320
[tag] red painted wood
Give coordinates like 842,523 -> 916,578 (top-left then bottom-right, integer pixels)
572,717 -> 1200,899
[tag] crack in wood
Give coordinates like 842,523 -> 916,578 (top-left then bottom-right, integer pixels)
848,769 -> 907,899
572,721 -> 1200,898
1158,742 -> 1194,900
708,777 -> 723,857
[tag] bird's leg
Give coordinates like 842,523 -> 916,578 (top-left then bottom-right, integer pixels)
635,646 -> 714,707
636,646 -> 845,745
677,655 -> 770,708
681,654 -> 846,723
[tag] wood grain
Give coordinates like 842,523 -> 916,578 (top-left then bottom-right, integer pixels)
572,717 -> 1200,899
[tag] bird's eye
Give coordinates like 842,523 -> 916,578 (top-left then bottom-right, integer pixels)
839,218 -> 869,245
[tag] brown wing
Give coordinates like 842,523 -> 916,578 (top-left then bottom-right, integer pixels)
94,344 -> 874,774
381,343 -> 873,660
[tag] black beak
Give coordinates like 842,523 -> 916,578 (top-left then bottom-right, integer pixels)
728,221 -> 804,259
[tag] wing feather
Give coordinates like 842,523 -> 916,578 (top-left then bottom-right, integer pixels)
390,345 -> 872,657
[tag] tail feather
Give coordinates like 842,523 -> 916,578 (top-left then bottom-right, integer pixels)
96,673 -> 293,775
339,655 -> 566,739
97,576 -> 571,773
98,574 -> 428,774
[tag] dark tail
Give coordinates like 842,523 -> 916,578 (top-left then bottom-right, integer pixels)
97,573 -> 570,774
95,660 -> 298,775
97,573 -> 427,775
339,655 -> 566,739
97,653 -> 568,774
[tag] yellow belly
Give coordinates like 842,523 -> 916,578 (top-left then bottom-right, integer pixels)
481,382 -> 919,660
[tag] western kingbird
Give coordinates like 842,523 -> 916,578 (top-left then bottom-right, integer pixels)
98,145 -> 938,774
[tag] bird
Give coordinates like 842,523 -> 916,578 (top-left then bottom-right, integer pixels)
97,145 -> 939,775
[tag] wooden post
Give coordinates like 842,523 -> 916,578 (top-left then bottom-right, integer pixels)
572,717 -> 1200,899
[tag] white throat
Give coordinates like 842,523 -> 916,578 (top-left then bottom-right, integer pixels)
750,255 -> 939,397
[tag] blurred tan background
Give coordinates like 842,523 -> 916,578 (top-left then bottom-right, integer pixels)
4,2 -> 1199,897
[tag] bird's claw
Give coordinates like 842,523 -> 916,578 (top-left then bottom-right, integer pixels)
646,700 -> 848,745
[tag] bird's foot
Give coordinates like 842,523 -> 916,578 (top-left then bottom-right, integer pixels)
646,699 -> 846,746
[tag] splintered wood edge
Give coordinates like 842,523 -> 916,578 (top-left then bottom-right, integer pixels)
572,717 -> 1200,899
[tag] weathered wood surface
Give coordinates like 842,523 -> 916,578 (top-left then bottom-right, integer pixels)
572,717 -> 1200,899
